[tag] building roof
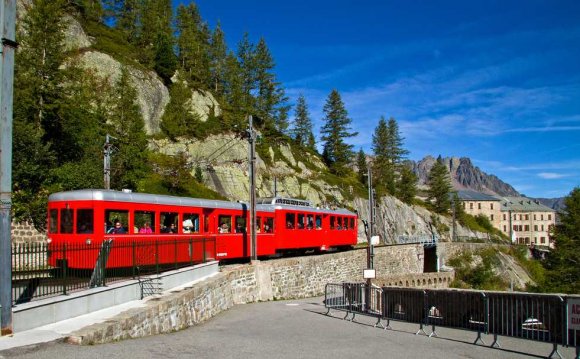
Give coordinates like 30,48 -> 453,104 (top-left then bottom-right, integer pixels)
455,190 -> 500,202
499,196 -> 555,212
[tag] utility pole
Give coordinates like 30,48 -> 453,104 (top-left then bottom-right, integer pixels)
366,163 -> 374,282
452,197 -> 457,241
0,0 -> 16,336
248,116 -> 257,261
103,134 -> 113,190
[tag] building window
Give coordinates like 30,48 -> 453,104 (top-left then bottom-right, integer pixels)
534,214 -> 537,220
503,225 -> 506,232
541,214 -> 544,220
525,214 -> 529,220
490,214 -> 494,221
490,203 -> 494,210
519,214 -> 522,221
514,214 -> 517,220
513,225 -> 518,232
524,225 -> 529,231
541,225 -> 544,231
470,203 -> 473,209
540,237 -> 545,244
478,203 -> 481,210
534,225 -> 538,231
503,213 -> 506,221
548,214 -> 552,220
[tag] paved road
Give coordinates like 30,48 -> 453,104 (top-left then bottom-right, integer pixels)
2,297 -> 576,359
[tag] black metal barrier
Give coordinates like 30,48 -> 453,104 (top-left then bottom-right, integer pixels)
325,283 -> 579,358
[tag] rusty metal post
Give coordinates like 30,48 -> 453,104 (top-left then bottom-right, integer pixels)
0,0 -> 16,336
248,115 -> 257,261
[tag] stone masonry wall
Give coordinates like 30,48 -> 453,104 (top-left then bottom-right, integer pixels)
68,244 -> 429,344
11,221 -> 46,244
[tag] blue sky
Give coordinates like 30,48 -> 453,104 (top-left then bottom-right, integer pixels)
177,0 -> 580,199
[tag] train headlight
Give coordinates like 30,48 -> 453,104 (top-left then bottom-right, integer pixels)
46,237 -> 52,243
85,238 -> 92,245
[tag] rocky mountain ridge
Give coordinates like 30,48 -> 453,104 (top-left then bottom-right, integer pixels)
413,156 -> 520,197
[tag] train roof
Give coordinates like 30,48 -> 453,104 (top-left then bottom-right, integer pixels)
48,189 -> 261,211
48,190 -> 356,216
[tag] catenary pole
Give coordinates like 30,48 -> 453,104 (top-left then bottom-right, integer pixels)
248,116 -> 257,261
0,0 -> 16,335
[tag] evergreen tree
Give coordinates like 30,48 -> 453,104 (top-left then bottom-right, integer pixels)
176,3 -> 211,87
209,22 -> 227,95
222,51 -> 246,127
320,89 -> 358,174
307,132 -> 317,152
397,164 -> 417,204
237,32 -> 256,112
356,148 -> 367,185
12,0 -> 67,227
542,187 -> 580,294
115,0 -> 140,44
107,67 -> 149,190
160,73 -> 202,140
427,156 -> 452,214
292,94 -> 314,146
372,116 -> 393,195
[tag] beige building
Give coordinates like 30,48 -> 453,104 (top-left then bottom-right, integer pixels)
456,190 -> 556,248
499,196 -> 555,247
456,190 -> 502,229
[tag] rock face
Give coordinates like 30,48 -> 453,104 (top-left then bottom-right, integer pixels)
413,156 -> 520,197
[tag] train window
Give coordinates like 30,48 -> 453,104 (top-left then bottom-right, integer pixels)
343,217 -> 349,230
330,216 -> 335,229
256,217 -> 262,233
49,209 -> 58,234
264,217 -> 274,233
337,217 -> 343,230
204,216 -> 209,233
297,214 -> 305,229
315,215 -> 322,230
218,215 -> 231,233
306,214 -> 314,229
60,209 -> 74,234
76,209 -> 94,234
105,210 -> 129,234
235,216 -> 246,233
160,212 -> 178,233
350,218 -> 355,229
285,213 -> 295,229
135,211 -> 155,234
183,213 -> 200,233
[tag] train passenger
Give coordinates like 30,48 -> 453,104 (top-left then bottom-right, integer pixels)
219,223 -> 230,233
286,221 -> 294,229
264,224 -> 272,233
167,223 -> 177,233
139,222 -> 153,234
182,219 -> 193,233
109,221 -> 126,234
235,223 -> 245,233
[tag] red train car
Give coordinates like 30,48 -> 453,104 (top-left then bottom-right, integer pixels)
46,190 -> 357,269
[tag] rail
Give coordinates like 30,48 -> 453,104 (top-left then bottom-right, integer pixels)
396,235 -> 438,245
325,283 -> 580,358
11,237 -> 216,304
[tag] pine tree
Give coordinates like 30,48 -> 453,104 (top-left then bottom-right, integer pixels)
542,187 -> 580,294
292,94 -> 313,146
397,164 -> 418,204
427,156 -> 452,214
237,32 -> 256,111
356,148 -> 368,185
160,73 -> 202,140
176,3 -> 211,87
372,116 -> 393,195
107,67 -> 149,190
209,22 -> 227,96
307,132 -> 317,152
320,89 -> 358,174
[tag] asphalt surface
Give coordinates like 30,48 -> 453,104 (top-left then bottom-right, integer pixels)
1,297 -> 577,359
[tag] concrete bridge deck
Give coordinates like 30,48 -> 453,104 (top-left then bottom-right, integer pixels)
1,296 -> 576,359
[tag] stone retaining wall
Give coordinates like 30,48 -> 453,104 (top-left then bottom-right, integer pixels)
67,244 -> 430,344
374,272 -> 455,289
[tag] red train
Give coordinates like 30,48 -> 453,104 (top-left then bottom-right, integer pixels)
46,189 -> 358,269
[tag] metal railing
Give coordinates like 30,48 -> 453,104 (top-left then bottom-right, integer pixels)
11,237 -> 216,304
325,283 -> 579,358
396,235 -> 438,245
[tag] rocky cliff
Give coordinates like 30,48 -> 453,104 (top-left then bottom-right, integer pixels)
413,156 -> 520,197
